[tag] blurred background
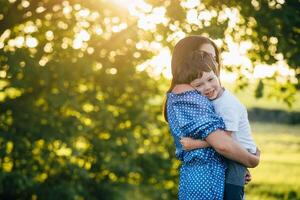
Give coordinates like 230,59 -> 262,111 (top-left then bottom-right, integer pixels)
0,0 -> 299,199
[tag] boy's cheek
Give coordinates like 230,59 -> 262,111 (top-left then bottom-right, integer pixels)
196,88 -> 204,95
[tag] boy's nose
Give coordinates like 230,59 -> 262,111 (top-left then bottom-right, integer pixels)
203,83 -> 210,91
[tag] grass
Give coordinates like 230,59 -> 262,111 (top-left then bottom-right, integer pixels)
245,122 -> 300,200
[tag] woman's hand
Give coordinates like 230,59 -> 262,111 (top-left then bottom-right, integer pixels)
250,148 -> 261,168
255,148 -> 261,157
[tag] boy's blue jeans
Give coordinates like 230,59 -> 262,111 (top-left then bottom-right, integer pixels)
224,183 -> 244,200
224,159 -> 246,200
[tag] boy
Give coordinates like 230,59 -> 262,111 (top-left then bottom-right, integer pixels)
180,51 -> 259,200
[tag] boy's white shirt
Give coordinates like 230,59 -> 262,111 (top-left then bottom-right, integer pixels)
212,88 -> 257,154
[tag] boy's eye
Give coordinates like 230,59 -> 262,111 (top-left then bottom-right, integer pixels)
208,78 -> 214,81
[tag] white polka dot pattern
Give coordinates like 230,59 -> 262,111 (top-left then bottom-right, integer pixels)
167,90 -> 227,199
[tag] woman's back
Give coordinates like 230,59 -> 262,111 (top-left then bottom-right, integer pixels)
166,89 -> 227,199
166,90 -> 226,166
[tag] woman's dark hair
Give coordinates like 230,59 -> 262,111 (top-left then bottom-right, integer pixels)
163,35 -> 221,122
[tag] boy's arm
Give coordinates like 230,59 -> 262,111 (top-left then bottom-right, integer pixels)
181,131 -> 233,151
180,137 -> 210,151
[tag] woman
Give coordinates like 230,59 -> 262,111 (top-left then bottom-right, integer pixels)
164,35 -> 259,199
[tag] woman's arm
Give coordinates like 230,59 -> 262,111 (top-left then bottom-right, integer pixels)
205,129 -> 260,168
180,131 -> 232,151
169,84 -> 259,167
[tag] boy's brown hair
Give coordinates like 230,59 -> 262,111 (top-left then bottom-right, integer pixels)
186,50 -> 219,80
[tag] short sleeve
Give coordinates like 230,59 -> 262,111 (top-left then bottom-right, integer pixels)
172,94 -> 225,140
217,106 -> 240,132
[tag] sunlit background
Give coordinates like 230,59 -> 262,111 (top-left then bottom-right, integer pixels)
1,0 -> 297,83
0,0 -> 299,199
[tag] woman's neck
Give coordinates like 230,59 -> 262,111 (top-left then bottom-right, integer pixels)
172,84 -> 195,94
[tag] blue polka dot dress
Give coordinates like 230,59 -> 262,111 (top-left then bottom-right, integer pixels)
166,90 -> 227,200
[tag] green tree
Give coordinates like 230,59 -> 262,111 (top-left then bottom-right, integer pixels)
0,0 -> 176,199
0,0 -> 299,199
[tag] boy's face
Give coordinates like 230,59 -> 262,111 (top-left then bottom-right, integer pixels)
190,71 -> 222,100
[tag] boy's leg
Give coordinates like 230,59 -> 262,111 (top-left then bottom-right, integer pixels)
224,159 -> 246,200
224,183 -> 244,200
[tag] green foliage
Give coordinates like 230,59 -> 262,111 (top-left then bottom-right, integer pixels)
157,0 -> 300,104
0,1 -> 176,199
0,0 -> 299,199
224,81 -> 300,111
255,80 -> 264,98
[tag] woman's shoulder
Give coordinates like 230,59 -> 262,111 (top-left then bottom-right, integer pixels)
167,85 -> 211,106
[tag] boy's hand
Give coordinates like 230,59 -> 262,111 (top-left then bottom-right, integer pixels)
180,137 -> 198,151
245,169 -> 252,185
